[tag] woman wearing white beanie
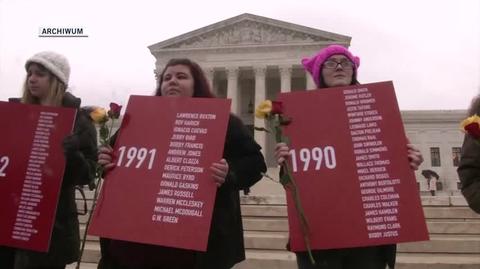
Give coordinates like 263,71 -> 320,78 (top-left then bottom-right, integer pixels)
7,51 -> 98,269
21,51 -> 71,106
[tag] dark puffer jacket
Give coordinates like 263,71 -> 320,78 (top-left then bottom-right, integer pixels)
12,92 -> 98,267
98,114 -> 266,269
458,134 -> 480,213
458,99 -> 480,214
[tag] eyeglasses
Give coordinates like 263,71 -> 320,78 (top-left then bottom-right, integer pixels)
323,59 -> 354,69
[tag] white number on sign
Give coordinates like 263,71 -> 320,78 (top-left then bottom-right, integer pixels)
0,156 -> 9,177
289,146 -> 337,172
117,146 -> 157,170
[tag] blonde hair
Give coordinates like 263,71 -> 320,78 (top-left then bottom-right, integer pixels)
21,63 -> 66,106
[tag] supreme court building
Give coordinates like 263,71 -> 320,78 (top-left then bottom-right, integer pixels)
148,13 -> 467,194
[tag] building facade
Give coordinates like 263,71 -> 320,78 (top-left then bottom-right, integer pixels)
404,110 -> 466,193
148,13 -> 466,194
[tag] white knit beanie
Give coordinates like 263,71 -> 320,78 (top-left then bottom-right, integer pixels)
25,51 -> 70,86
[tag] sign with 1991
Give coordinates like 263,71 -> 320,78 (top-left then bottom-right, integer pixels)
88,95 -> 231,251
116,146 -> 157,170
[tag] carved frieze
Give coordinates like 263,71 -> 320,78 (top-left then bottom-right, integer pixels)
165,20 -> 332,49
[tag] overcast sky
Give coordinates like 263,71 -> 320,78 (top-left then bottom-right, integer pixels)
0,0 -> 478,110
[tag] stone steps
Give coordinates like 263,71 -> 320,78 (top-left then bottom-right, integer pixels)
66,262 -> 98,269
395,253 -> 480,269
74,242 -> 480,269
74,192 -> 480,268
234,251 -> 480,269
426,220 -> 480,234
232,251 -> 480,269
78,242 -> 100,263
397,235 -> 480,253
79,226 -> 480,254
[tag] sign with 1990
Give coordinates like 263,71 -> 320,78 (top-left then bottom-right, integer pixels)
278,81 -> 428,251
289,146 -> 337,172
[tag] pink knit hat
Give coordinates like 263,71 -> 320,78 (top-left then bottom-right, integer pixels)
301,45 -> 360,87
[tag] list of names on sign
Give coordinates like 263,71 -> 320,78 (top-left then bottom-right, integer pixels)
278,81 -> 428,251
152,112 -> 217,224
343,87 -> 401,240
0,101 -> 75,251
11,111 -> 57,242
87,96 -> 231,251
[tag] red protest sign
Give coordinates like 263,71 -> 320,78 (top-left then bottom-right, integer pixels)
278,81 -> 429,251
88,95 -> 231,251
0,101 -> 76,252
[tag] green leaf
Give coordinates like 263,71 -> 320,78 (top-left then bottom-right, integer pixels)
99,124 -> 109,140
279,172 -> 291,186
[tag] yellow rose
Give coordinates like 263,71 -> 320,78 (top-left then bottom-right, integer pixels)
90,107 -> 108,124
255,100 -> 272,119
461,114 -> 480,129
461,114 -> 480,139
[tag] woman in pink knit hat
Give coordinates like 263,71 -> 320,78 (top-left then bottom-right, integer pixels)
274,45 -> 424,269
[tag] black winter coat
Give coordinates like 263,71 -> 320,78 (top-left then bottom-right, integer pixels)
12,93 -> 98,268
99,114 -> 267,269
458,132 -> 480,214
457,100 -> 480,214
0,246 -> 14,269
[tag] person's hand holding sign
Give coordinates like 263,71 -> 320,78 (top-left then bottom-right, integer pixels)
98,145 -> 116,172
406,138 -> 423,170
210,158 -> 229,187
275,142 -> 290,165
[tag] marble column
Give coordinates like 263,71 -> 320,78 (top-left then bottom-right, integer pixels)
439,131 -> 452,191
254,66 -> 267,155
204,68 -> 215,94
415,130 -> 428,191
226,67 -> 239,115
154,69 -> 161,89
306,72 -> 317,90
279,65 -> 292,93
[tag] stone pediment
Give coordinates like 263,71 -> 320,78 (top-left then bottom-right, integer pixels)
149,13 -> 350,50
